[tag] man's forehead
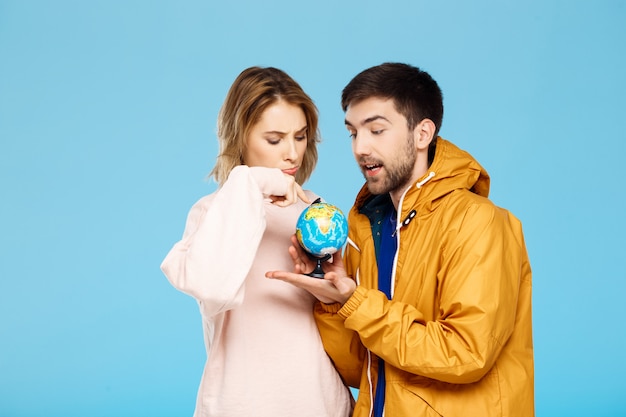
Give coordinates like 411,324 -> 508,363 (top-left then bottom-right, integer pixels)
345,97 -> 397,126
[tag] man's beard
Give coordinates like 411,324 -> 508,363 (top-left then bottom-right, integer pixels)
364,132 -> 416,195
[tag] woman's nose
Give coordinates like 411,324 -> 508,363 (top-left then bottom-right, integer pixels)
284,138 -> 299,161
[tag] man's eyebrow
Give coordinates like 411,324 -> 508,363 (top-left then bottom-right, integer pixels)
344,115 -> 390,127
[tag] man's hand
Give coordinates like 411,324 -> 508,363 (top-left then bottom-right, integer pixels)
266,235 -> 357,304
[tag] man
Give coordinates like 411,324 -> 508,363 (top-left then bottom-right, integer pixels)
266,62 -> 534,417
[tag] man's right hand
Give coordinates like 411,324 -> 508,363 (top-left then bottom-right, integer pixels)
265,235 -> 357,305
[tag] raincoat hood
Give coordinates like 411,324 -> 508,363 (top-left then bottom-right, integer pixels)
353,137 -> 491,214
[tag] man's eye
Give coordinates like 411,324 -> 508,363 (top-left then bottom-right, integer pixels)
372,130 -> 384,135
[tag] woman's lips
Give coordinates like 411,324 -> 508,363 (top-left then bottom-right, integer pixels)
282,167 -> 298,176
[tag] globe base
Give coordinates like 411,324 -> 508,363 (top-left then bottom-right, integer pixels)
305,253 -> 332,279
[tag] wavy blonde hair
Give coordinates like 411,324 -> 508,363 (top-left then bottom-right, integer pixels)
210,67 -> 320,186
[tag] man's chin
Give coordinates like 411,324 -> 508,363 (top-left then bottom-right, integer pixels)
366,180 -> 388,195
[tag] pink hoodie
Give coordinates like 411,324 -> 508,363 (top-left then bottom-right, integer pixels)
161,166 -> 353,417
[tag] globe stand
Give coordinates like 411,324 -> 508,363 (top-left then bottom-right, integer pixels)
305,253 -> 332,279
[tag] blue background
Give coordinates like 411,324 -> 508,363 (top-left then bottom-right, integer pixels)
1,1 -> 625,416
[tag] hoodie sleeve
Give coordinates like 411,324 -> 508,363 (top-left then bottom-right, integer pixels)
160,165 -> 289,318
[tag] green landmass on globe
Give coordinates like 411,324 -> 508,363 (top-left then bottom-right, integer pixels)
296,202 -> 348,257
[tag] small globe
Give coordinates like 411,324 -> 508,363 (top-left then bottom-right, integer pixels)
296,202 -> 348,257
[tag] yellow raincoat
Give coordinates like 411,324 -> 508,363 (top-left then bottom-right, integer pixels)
315,138 -> 534,417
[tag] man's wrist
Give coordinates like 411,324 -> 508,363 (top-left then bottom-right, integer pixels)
338,286 -> 366,319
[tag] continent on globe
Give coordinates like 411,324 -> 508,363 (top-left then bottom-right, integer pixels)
295,201 -> 348,278
296,202 -> 348,257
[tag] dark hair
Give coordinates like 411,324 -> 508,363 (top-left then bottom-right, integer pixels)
341,63 -> 443,162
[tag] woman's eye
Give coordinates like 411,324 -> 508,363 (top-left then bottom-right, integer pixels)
295,135 -> 307,141
266,138 -> 280,145
372,130 -> 384,135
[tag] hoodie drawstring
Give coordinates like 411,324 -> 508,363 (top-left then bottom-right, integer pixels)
416,171 -> 435,188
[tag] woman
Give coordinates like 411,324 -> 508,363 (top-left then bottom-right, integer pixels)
161,67 -> 353,417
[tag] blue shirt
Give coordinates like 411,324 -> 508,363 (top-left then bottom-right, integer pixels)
373,207 -> 397,417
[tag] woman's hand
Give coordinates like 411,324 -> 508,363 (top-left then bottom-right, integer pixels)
268,174 -> 310,207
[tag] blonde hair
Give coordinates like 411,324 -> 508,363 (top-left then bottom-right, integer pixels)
210,67 -> 320,186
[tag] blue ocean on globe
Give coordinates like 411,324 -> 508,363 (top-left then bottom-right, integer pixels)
296,202 -> 348,257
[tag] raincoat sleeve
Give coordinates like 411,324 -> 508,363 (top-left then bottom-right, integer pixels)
338,203 -> 526,384
313,240 -> 367,388
160,166 -> 289,318
314,302 -> 366,388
